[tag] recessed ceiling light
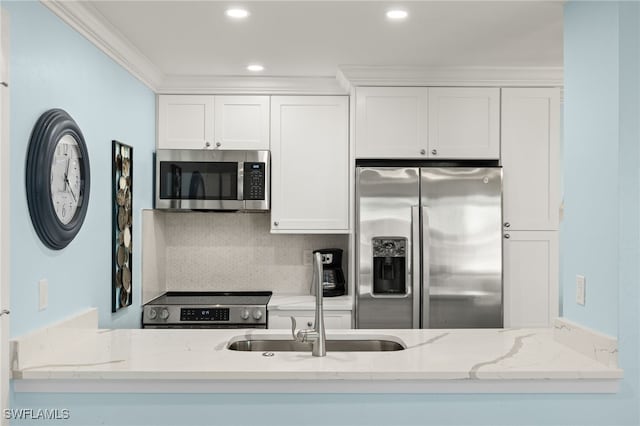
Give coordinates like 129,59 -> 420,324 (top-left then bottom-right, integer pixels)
247,64 -> 264,72
386,9 -> 408,20
226,8 -> 249,19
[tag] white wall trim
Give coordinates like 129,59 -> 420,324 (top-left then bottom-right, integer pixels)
339,65 -> 564,87
40,0 -> 163,90
13,378 -> 620,394
157,75 -> 347,95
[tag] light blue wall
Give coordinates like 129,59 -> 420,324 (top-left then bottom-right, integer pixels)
5,0 -> 155,336
8,2 -> 640,426
561,1 -> 620,336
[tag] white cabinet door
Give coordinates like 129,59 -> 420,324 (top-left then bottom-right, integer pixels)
213,96 -> 270,150
268,311 -> 352,329
503,231 -> 559,328
355,87 -> 428,159
428,88 -> 500,159
270,96 -> 349,233
502,88 -> 561,231
157,95 -> 214,149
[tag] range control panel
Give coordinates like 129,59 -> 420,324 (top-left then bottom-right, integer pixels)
180,308 -> 230,322
243,162 -> 266,200
142,305 -> 266,327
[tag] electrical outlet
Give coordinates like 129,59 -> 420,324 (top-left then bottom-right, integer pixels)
576,275 -> 586,306
39,279 -> 48,311
303,249 -> 313,266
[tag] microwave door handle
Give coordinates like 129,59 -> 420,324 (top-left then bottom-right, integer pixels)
171,165 -> 182,198
237,162 -> 244,201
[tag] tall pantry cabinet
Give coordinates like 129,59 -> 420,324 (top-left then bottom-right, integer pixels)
501,88 -> 561,327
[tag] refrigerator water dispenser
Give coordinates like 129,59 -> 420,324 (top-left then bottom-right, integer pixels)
372,238 -> 407,295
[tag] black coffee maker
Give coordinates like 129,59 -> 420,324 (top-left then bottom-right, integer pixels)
313,248 -> 346,297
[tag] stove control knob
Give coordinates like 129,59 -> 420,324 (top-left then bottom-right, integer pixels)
252,309 -> 263,320
240,309 -> 250,320
159,308 -> 170,320
148,308 -> 158,320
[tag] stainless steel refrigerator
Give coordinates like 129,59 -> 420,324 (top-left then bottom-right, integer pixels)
355,165 -> 503,329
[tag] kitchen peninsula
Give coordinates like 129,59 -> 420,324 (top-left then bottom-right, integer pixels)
11,310 -> 621,394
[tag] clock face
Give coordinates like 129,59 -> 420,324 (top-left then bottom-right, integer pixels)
50,134 -> 82,224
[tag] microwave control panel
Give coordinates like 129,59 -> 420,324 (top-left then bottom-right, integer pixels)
243,162 -> 266,200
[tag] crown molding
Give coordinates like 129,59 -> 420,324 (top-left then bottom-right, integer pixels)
339,65 -> 564,87
40,0 -> 163,91
157,75 -> 347,95
335,69 -> 353,93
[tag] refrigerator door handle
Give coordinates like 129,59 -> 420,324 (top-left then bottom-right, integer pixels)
422,205 -> 430,328
411,205 -> 421,328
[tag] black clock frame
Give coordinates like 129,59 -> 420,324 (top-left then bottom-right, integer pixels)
26,109 -> 91,250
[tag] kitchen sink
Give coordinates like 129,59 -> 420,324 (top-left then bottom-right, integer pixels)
227,338 -> 406,352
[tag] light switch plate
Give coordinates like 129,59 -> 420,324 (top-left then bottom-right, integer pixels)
576,275 -> 586,306
39,279 -> 48,311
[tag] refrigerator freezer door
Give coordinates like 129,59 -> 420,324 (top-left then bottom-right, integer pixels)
420,168 -> 503,328
356,167 -> 420,329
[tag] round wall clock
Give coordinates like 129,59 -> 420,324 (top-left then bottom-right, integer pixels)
26,109 -> 91,250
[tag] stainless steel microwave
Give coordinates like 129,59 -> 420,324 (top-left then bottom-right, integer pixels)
155,149 -> 269,211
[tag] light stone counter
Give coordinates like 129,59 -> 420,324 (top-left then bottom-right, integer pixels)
11,309 -> 622,394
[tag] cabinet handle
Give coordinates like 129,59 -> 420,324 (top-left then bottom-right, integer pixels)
504,234 -> 510,239
205,141 -> 211,148
215,142 -> 222,148
431,149 -> 438,155
274,221 -> 279,226
504,222 -> 511,228
307,321 -> 313,327
420,149 -> 426,155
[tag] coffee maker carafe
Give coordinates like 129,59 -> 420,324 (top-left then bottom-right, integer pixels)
313,248 -> 346,297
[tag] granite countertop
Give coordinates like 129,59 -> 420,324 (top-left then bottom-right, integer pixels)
10,309 -> 622,394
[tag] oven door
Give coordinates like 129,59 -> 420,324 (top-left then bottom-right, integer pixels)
156,149 -> 245,210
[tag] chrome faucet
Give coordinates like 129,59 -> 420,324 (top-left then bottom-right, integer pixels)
290,252 -> 326,356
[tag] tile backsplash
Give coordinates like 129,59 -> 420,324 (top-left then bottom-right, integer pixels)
159,212 -> 348,294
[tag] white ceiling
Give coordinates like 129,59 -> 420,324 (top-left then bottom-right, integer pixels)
90,1 -> 563,78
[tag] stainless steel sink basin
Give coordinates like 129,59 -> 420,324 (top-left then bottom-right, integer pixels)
227,339 -> 406,352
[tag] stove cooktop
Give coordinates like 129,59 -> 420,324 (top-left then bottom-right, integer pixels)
142,291 -> 273,329
147,291 -> 273,306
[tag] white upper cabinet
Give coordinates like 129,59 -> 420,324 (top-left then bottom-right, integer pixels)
158,95 -> 214,150
213,96 -> 270,150
355,87 -> 428,158
428,88 -> 500,159
270,96 -> 349,233
157,95 -> 269,150
503,231 -> 559,328
355,87 -> 499,159
502,88 -> 561,231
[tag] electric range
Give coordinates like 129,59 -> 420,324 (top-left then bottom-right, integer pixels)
142,291 -> 272,329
